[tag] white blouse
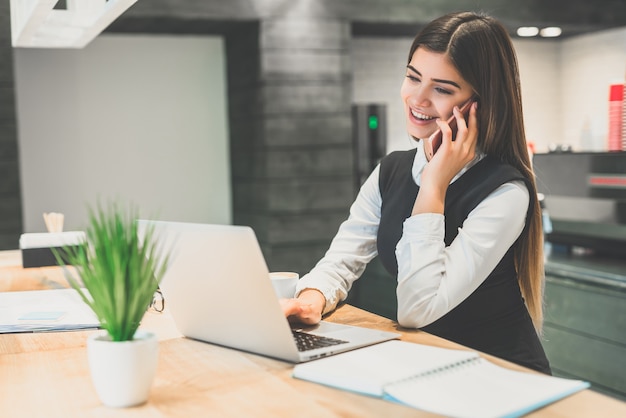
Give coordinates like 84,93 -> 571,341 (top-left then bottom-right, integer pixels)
295,140 -> 529,328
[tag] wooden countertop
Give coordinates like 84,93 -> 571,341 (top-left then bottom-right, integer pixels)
1,251 -> 625,417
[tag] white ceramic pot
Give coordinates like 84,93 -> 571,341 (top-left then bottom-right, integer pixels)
87,329 -> 159,408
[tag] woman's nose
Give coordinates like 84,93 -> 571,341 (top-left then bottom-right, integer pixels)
408,88 -> 430,107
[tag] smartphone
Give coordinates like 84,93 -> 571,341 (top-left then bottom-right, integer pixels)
425,98 -> 475,161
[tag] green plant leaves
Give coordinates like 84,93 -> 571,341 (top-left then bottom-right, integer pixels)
54,201 -> 169,342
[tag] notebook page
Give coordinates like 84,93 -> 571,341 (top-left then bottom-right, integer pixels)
383,357 -> 589,418
292,340 -> 479,397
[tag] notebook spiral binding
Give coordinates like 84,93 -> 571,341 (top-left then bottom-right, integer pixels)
385,356 -> 483,387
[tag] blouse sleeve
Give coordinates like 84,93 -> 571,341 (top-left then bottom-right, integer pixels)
295,166 -> 382,315
395,180 -> 530,328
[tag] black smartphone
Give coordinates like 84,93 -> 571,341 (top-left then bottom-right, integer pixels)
425,98 -> 475,161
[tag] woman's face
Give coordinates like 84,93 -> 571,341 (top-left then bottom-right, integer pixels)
401,47 -> 474,140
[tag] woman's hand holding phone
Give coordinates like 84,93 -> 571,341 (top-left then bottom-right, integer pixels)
413,99 -> 478,216
424,98 -> 476,162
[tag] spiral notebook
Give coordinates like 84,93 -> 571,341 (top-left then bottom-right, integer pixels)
293,340 -> 589,418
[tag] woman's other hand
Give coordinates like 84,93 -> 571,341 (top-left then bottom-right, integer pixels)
279,289 -> 325,325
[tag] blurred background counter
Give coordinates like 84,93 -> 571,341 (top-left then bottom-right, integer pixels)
543,250 -> 625,402
529,152 -> 625,401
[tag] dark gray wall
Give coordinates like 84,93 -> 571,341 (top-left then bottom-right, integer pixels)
225,18 -> 354,273
0,1 -> 23,250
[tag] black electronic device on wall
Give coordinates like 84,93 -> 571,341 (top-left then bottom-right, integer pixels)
352,104 -> 387,193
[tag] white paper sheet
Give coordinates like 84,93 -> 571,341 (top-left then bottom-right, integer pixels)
0,288 -> 100,333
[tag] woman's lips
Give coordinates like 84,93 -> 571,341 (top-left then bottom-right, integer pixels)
409,108 -> 437,126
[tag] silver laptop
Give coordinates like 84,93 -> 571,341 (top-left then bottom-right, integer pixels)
138,220 -> 399,363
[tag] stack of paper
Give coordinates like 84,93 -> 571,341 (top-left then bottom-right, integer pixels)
0,288 -> 100,333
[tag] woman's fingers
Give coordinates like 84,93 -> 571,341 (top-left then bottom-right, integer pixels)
279,298 -> 322,325
450,102 -> 478,161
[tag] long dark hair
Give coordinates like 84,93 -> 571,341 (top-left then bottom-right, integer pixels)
409,12 -> 545,332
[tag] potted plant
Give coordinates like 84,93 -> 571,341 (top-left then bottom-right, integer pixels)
56,201 -> 169,408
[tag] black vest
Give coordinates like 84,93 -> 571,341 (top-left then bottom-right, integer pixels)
377,149 -> 550,374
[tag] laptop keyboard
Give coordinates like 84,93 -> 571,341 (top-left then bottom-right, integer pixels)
292,330 -> 349,352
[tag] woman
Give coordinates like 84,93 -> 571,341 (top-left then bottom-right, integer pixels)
282,11 -> 551,374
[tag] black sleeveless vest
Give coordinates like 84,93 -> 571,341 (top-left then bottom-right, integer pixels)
377,149 -> 550,374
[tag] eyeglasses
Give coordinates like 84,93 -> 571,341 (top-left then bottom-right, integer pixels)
149,288 -> 165,313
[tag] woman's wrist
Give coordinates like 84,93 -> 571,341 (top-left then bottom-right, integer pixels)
412,186 -> 446,215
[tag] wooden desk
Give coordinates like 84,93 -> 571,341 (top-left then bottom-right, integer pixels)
1,253 -> 625,417
0,250 -> 69,292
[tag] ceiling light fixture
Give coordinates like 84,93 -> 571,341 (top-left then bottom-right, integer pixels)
516,27 -> 539,37
540,27 -> 562,37
10,0 -> 138,49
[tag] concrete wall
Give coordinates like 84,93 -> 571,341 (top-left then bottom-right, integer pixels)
226,19 -> 355,272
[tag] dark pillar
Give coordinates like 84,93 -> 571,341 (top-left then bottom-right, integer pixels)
227,17 -> 353,274
0,4 -> 23,249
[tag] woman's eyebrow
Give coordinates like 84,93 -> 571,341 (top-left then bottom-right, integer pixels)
406,65 -> 461,89
406,65 -> 420,75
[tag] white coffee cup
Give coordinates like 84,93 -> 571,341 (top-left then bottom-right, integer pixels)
269,272 -> 299,299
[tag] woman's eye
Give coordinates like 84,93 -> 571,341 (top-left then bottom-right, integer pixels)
406,75 -> 420,82
435,87 -> 453,95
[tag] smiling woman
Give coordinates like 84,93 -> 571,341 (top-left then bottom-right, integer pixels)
284,11 -> 552,375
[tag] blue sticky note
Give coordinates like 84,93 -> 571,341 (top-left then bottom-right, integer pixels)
18,311 -> 65,321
